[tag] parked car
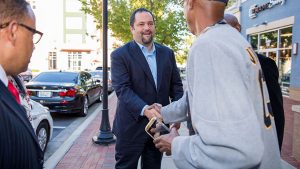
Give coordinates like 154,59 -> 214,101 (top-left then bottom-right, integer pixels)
89,70 -> 113,93
30,99 -> 53,152
95,66 -> 110,71
8,75 -> 53,152
19,69 -> 33,82
26,71 -> 102,116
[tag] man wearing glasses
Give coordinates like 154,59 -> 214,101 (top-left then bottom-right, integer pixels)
153,0 -> 282,168
0,0 -> 44,168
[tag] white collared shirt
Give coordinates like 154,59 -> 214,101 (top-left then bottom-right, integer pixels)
0,65 -> 8,87
136,42 -> 157,87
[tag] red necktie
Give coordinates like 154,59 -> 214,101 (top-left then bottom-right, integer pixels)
8,81 -> 21,104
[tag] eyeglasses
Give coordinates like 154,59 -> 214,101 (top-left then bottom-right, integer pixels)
0,22 -> 10,29
18,23 -> 43,44
0,22 -> 43,44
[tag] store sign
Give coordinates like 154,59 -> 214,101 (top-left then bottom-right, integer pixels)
249,0 -> 285,19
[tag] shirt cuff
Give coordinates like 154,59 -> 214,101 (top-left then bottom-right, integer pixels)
141,105 -> 148,116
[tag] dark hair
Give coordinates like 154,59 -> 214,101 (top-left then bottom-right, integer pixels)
129,8 -> 155,27
0,0 -> 29,24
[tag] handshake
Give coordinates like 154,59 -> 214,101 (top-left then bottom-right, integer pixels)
144,103 -> 163,120
144,103 -> 181,131
144,103 -> 180,156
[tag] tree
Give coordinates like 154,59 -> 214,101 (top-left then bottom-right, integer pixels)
226,0 -> 237,8
79,0 -> 188,53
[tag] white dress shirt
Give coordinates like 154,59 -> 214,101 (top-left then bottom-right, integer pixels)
0,65 -> 8,87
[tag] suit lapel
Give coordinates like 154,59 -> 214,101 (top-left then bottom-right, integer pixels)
129,41 -> 156,89
155,43 -> 164,92
0,81 -> 41,150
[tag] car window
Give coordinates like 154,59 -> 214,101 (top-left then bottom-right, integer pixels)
85,72 -> 93,86
32,72 -> 78,83
89,71 -> 111,79
80,73 -> 86,85
89,71 -> 103,77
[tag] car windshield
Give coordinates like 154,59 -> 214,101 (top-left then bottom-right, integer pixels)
32,72 -> 78,83
89,71 -> 103,77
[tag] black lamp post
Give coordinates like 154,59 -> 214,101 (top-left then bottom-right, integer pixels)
92,0 -> 115,144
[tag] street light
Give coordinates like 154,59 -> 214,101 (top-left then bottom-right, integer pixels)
92,0 -> 115,145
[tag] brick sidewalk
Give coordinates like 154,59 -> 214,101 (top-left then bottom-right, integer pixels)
281,97 -> 300,168
55,93 -> 300,169
56,94 -> 117,169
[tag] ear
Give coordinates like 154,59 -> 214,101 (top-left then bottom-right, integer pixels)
237,24 -> 241,32
130,26 -> 134,33
7,21 -> 19,45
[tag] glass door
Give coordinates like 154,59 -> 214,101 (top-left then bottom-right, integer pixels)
258,49 -> 278,63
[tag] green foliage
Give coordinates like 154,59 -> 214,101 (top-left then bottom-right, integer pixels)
175,34 -> 193,65
79,0 -> 188,54
79,0 -> 103,30
226,0 -> 237,8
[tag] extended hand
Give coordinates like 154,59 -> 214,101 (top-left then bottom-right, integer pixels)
153,128 -> 179,156
170,122 -> 181,130
153,103 -> 162,112
144,105 -> 162,120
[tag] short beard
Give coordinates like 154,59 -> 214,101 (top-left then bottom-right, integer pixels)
142,35 -> 153,45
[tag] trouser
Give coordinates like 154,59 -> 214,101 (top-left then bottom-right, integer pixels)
115,137 -> 162,169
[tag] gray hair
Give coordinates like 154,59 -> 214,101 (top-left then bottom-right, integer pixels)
0,0 -> 29,24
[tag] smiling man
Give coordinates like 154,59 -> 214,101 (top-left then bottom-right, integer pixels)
111,8 -> 183,169
0,0 -> 44,168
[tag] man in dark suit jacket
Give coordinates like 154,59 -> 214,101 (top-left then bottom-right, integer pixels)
111,8 -> 183,169
0,0 -> 44,168
224,14 -> 285,151
257,53 -> 285,150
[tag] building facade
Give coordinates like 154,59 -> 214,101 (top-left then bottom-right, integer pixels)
228,0 -> 300,100
27,0 -> 103,72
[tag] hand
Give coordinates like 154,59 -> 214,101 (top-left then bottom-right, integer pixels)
153,103 -> 162,112
144,105 -> 162,120
153,127 -> 179,156
170,122 -> 181,130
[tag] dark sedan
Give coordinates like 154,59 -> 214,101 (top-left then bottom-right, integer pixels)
26,71 -> 102,116
89,70 -> 113,93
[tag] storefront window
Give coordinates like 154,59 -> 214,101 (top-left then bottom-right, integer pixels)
259,52 -> 266,56
249,34 -> 258,50
280,27 -> 292,48
268,51 -> 277,61
259,30 -> 278,49
279,49 -> 292,78
249,26 -> 293,96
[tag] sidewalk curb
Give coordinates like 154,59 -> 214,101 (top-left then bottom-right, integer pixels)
44,94 -> 114,169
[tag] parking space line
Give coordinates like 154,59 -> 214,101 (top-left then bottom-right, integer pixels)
53,126 -> 66,129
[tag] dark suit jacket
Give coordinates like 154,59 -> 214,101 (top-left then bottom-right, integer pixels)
111,41 -> 183,143
257,54 -> 285,150
0,80 -> 43,169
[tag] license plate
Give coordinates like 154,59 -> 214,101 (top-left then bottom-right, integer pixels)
38,91 -> 52,97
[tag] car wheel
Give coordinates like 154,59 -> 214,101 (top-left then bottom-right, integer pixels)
79,96 -> 88,117
36,121 -> 49,152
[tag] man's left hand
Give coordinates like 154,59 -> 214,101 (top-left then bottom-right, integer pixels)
153,128 -> 179,156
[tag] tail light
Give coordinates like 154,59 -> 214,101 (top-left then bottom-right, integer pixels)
59,89 -> 77,97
